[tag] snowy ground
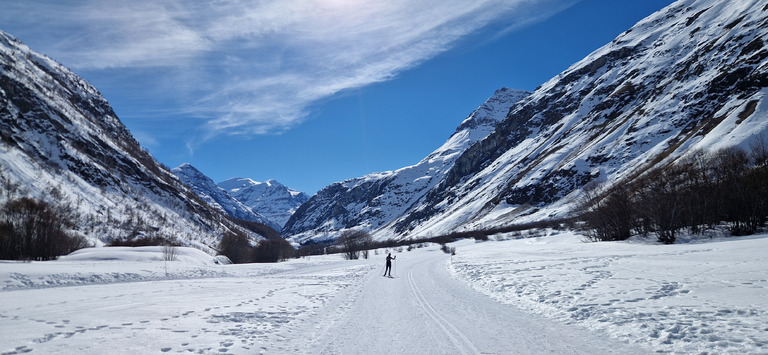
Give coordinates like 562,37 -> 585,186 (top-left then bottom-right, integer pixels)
1,233 -> 766,354
449,232 -> 768,354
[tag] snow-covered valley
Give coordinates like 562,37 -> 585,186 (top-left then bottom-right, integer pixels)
2,233 -> 766,354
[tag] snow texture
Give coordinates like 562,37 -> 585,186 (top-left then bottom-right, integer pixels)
2,233 -> 766,354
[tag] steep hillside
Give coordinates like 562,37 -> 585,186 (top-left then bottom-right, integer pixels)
391,0 -> 768,237
284,0 -> 768,243
0,31 -> 263,252
218,178 -> 309,229
283,88 -> 530,243
172,164 -> 279,230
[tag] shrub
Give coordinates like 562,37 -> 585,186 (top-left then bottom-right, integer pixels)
0,198 -> 88,260
580,144 -> 768,243
334,229 -> 373,260
163,244 -> 178,261
253,238 -> 295,263
218,231 -> 253,264
218,231 -> 295,263
108,234 -> 173,247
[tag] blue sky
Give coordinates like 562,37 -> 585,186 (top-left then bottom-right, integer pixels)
1,0 -> 674,194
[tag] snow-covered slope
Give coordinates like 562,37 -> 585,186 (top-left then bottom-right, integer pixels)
172,164 -> 279,230
285,0 -> 768,242
0,31 -> 264,252
282,88 -> 530,243
218,178 -> 309,229
387,0 -> 768,237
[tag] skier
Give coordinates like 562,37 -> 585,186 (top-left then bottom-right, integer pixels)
384,253 -> 396,277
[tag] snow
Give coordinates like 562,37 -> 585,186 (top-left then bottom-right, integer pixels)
3,233 -> 766,354
217,177 -> 309,229
450,232 -> 768,354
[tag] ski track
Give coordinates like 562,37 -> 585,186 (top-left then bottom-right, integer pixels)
0,245 -> 647,354
314,249 -> 644,354
406,259 -> 479,355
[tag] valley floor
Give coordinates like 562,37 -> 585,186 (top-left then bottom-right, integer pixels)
1,232 -> 766,354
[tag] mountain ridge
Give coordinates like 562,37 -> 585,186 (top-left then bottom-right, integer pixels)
284,0 -> 768,242
172,163 -> 280,230
0,31 -> 266,252
282,87 -> 531,243
388,0 -> 768,237
218,177 -> 309,229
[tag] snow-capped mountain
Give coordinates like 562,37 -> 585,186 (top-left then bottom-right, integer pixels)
282,88 -> 531,243
218,178 -> 309,229
172,164 -> 279,230
285,0 -> 768,242
389,0 -> 768,237
0,31 -> 266,252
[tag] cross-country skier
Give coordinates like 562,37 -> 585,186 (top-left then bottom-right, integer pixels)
384,253 -> 396,277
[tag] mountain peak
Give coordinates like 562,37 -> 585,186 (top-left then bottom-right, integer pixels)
283,0 -> 768,242
172,164 -> 279,230
218,177 -> 309,229
0,32 -> 269,251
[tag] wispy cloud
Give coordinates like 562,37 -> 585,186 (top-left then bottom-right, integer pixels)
1,0 -> 576,146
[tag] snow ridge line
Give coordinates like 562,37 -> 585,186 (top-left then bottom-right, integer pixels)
407,261 -> 480,354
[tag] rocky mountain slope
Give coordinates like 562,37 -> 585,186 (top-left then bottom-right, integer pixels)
282,88 -> 531,243
389,0 -> 768,237
172,164 -> 279,230
218,178 -> 309,229
285,0 -> 768,242
0,31 -> 265,252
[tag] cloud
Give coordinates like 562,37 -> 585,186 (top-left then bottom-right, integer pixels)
2,0 -> 576,144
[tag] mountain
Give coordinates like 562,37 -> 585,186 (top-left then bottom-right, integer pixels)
0,31 -> 265,252
218,178 -> 309,229
172,164 -> 280,230
387,0 -> 768,237
282,88 -> 531,243
285,0 -> 768,242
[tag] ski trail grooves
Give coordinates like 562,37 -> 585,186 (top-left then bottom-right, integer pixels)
407,260 -> 480,355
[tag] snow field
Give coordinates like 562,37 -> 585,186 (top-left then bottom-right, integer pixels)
448,232 -> 768,354
2,244 -> 646,355
1,249 -> 376,354
2,234 -> 766,354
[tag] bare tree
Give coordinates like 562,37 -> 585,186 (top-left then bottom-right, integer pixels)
334,230 -> 373,260
163,244 -> 178,261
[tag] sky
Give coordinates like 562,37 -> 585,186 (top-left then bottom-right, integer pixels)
1,0 -> 675,194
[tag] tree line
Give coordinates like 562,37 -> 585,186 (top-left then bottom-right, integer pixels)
580,142 -> 768,243
217,231 -> 295,263
0,197 -> 89,260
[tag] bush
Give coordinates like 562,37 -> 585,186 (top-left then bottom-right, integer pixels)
0,198 -> 88,260
218,231 -> 296,264
218,232 -> 253,264
253,239 -> 295,263
163,244 -> 178,261
334,229 -> 373,260
580,144 -> 768,243
108,234 -> 175,247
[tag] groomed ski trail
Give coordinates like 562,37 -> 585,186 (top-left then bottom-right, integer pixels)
315,248 -> 646,354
